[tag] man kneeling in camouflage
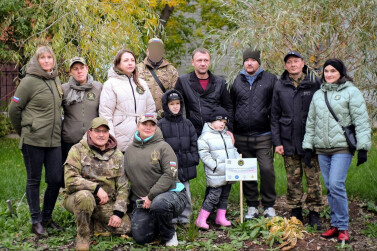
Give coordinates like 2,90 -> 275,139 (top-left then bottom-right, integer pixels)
63,117 -> 131,250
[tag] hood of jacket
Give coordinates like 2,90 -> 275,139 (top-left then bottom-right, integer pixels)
26,53 -> 58,79
321,80 -> 354,92
132,127 -> 164,147
80,132 -> 118,160
161,89 -> 184,121
107,66 -> 133,81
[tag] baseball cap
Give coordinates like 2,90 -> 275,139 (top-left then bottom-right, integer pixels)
69,56 -> 87,68
90,117 -> 109,129
284,51 -> 303,62
138,113 -> 158,124
167,92 -> 180,102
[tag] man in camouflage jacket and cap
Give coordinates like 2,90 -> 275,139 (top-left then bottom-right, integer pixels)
64,117 -> 130,251
137,38 -> 179,119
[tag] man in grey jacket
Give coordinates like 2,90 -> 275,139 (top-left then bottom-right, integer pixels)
61,57 -> 102,162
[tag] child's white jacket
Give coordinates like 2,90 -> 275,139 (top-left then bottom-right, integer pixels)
198,123 -> 239,188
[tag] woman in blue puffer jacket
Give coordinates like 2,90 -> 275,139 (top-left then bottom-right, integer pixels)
302,58 -> 371,243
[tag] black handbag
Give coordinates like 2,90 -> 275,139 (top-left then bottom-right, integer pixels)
324,92 -> 357,154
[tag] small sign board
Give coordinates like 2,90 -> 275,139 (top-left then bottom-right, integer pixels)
225,158 -> 258,181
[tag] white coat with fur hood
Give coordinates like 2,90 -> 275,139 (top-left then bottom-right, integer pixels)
198,123 -> 239,188
99,67 -> 156,152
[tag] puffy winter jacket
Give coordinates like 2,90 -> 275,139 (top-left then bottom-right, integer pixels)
9,53 -> 62,148
99,67 -> 156,152
158,89 -> 199,182
230,70 -> 277,136
302,81 -> 371,151
175,71 -> 233,136
198,123 -> 239,188
271,67 -> 321,155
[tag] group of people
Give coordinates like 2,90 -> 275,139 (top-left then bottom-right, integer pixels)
8,37 -> 371,250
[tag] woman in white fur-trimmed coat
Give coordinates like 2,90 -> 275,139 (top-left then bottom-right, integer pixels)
99,49 -> 156,152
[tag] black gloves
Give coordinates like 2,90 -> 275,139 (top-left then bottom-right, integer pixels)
357,150 -> 368,166
304,149 -> 313,168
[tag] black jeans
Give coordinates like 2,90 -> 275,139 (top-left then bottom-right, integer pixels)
21,144 -> 63,223
202,184 -> 232,212
131,190 -> 187,244
61,141 -> 75,164
234,133 -> 276,208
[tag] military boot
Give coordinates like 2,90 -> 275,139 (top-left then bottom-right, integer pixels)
291,208 -> 303,222
76,234 -> 90,251
75,210 -> 92,251
309,211 -> 321,230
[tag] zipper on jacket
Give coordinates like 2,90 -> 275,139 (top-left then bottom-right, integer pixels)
128,77 -> 138,124
213,132 -> 229,173
43,79 -> 56,147
198,96 -> 204,128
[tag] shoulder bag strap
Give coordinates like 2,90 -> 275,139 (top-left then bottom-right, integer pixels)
146,65 -> 166,93
324,91 -> 340,122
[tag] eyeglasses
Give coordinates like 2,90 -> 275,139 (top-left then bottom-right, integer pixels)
92,128 -> 109,134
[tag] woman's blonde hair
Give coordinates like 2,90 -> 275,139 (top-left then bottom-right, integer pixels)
35,46 -> 56,64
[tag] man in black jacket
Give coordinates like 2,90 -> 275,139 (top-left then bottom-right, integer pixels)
230,48 -> 277,219
175,48 -> 233,137
271,51 -> 323,229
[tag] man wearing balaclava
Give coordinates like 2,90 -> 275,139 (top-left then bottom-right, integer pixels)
137,38 -> 179,119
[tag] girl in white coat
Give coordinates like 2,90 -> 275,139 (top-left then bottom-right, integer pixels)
99,49 -> 156,152
195,107 -> 239,229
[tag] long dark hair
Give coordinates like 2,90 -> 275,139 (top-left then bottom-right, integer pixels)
322,58 -> 353,83
113,49 -> 144,92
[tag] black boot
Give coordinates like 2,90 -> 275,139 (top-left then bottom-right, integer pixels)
291,208 -> 303,222
309,211 -> 321,230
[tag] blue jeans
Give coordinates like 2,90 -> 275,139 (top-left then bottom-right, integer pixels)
131,190 -> 187,244
318,153 -> 353,230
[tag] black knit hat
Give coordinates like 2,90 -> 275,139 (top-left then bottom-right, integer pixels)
323,58 -> 346,78
243,48 -> 261,65
209,106 -> 229,122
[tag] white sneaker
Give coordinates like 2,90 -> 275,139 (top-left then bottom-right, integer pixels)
166,232 -> 178,247
245,207 -> 259,220
263,207 -> 276,217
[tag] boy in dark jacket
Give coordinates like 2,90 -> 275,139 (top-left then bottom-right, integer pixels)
158,89 -> 199,224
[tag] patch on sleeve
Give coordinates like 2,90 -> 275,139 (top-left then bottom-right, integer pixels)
170,161 -> 177,177
12,96 -> 20,103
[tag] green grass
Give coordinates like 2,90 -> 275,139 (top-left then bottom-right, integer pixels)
0,134 -> 376,249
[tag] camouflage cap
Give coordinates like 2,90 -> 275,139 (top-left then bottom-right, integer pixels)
69,56 -> 87,68
138,113 -> 157,124
90,117 -> 109,129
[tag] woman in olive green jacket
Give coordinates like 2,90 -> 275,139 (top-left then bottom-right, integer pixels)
302,58 -> 371,243
9,46 -> 63,236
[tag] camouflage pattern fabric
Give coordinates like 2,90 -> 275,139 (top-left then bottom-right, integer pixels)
63,134 -> 131,239
64,190 -> 131,238
283,154 -> 324,212
137,58 -> 178,118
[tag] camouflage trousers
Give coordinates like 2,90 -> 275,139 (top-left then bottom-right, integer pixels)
64,190 -> 131,240
283,154 -> 324,212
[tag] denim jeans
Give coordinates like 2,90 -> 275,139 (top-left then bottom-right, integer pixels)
21,144 -> 63,223
131,190 -> 187,244
318,153 -> 353,230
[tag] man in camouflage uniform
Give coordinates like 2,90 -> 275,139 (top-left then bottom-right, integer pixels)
64,117 -> 130,251
271,51 -> 323,229
137,38 -> 179,119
